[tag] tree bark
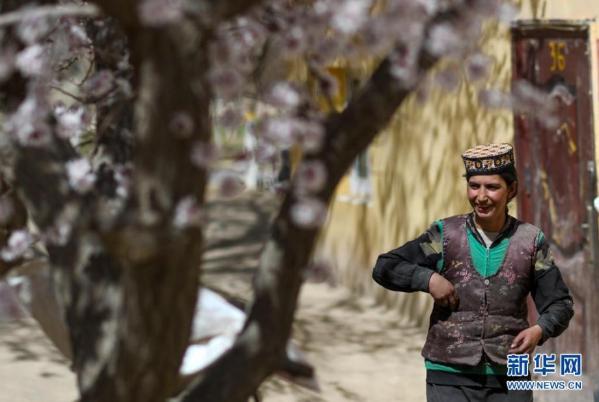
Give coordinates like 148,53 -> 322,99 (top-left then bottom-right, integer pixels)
179,3 -> 474,401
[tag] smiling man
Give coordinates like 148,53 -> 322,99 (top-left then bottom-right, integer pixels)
372,143 -> 574,402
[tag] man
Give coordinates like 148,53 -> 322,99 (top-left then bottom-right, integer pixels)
372,143 -> 574,401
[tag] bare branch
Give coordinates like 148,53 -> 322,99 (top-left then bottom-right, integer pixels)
0,4 -> 101,27
49,85 -> 87,103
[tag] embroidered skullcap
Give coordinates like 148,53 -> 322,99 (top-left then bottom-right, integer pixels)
462,143 -> 516,177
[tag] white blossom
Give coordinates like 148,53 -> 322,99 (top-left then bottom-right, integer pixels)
6,97 -> 52,147
258,117 -> 297,147
55,105 -> 89,145
267,82 -> 301,109
66,158 -> 96,194
138,0 -> 185,27
114,165 -> 133,199
15,44 -> 46,77
498,2 -> 519,24
511,80 -> 556,114
253,143 -> 277,163
68,24 -> 91,49
548,84 -> 575,106
1,230 -> 34,262
427,23 -> 463,56
332,0 -> 372,35
44,203 -> 79,246
173,196 -> 204,228
17,16 -> 51,45
290,197 -> 327,229
416,0 -> 439,16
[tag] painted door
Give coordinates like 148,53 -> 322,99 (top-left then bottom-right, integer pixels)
512,22 -> 599,392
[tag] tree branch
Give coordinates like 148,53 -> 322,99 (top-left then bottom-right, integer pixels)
0,3 -> 101,27
179,2 -> 478,401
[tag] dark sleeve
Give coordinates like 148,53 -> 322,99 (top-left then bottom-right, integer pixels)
531,233 -> 574,344
372,222 -> 443,293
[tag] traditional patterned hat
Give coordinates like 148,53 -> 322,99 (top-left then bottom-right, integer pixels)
461,143 -> 515,176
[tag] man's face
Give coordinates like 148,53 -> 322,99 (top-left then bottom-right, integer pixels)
467,174 -> 513,224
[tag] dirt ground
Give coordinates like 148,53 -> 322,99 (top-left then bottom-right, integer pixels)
0,190 -> 427,402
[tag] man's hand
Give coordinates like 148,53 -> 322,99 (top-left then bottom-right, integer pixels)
428,272 -> 459,310
509,325 -> 544,354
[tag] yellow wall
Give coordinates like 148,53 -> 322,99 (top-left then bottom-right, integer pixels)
316,0 -> 599,327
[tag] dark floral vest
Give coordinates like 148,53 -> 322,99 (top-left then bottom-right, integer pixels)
421,214 -> 539,366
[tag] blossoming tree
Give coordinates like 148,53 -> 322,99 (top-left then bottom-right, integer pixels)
0,1 -> 535,401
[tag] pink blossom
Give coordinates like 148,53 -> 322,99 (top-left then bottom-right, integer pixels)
66,158 -> 96,194
15,44 -> 46,77
209,67 -> 242,100
216,174 -> 245,198
389,44 -> 419,87
290,197 -> 327,229
1,230 -> 34,262
138,0 -> 185,27
298,121 -> 325,152
84,70 -> 115,99
191,142 -> 218,168
217,107 -> 243,129
169,111 -> 195,137
282,26 -> 306,55
466,53 -> 492,82
173,196 -> 205,228
435,67 -> 460,92
295,160 -> 328,194
478,89 -> 512,109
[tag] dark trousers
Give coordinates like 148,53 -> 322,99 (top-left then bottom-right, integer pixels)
426,383 -> 533,402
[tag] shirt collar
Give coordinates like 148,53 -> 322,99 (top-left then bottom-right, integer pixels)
466,212 -> 517,247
